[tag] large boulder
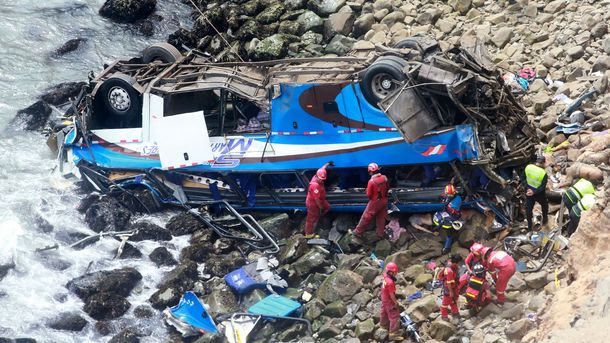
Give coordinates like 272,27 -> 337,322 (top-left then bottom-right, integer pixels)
307,0 -> 346,16
0,261 -> 15,281
108,328 -> 140,343
297,11 -> 324,34
99,0 -> 156,23
353,13 -> 375,37
206,286 -> 239,317
149,247 -> 177,267
324,11 -> 355,40
524,270 -> 548,289
165,212 -> 208,236
149,261 -> 198,309
385,250 -> 412,269
67,268 -> 142,300
52,38 -> 87,58
278,234 -> 308,264
317,269 -> 363,303
406,294 -> 437,322
355,318 -> 375,340
83,292 -> 131,320
40,82 -> 86,106
10,100 -> 52,131
258,213 -> 292,239
255,34 -> 290,60
292,248 -> 328,276
429,320 -> 457,340
84,197 -> 132,233
47,312 -> 88,332
505,318 -> 534,340
128,221 -> 172,241
256,3 -> 285,24
324,34 -> 356,55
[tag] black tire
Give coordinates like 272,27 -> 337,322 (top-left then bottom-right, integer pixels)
142,43 -> 183,64
97,73 -> 142,122
360,58 -> 407,107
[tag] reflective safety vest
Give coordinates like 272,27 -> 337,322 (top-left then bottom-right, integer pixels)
567,178 -> 595,203
574,194 -> 596,217
433,211 -> 454,229
525,164 -> 546,188
465,275 -> 485,304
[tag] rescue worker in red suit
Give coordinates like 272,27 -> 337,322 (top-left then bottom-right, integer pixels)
304,162 -> 332,238
483,248 -> 516,305
380,262 -> 404,341
459,242 -> 487,290
353,162 -> 389,238
438,254 -> 463,321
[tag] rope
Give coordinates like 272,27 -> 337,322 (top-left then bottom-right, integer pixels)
187,0 -> 245,62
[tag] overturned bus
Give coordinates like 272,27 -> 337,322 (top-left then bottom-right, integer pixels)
51,36 -> 537,219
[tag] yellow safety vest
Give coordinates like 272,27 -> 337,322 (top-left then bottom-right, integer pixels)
572,178 -> 594,198
575,194 -> 596,215
525,165 -> 546,188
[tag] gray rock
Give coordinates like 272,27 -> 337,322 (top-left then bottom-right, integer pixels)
491,27 -> 513,48
414,273 -> 432,287
408,238 -> 442,257
304,298 -> 325,320
322,300 -> 347,317
67,268 -> 142,300
255,34 -> 290,60
128,221 -> 172,242
317,270 -> 363,303
543,0 -> 565,14
372,0 -> 392,11
324,11 -> 355,39
149,247 -> 177,267
507,272 -> 527,291
592,56 -> 610,72
385,250 -> 413,269
352,13 -> 375,37
292,248 -> 328,276
337,254 -> 364,270
279,234 -> 308,264
539,114 -> 558,132
436,18 -> 457,34
374,239 -> 392,258
99,0 -> 156,23
403,264 -> 425,281
500,303 -> 524,320
285,0 -> 306,10
590,23 -> 608,38
416,8 -> 442,25
108,329 -> 140,343
525,270 -> 548,289
84,292 -> 130,320
206,287 -> 238,317
380,11 -> 404,27
355,318 -> 375,340
477,302 -> 503,319
529,79 -> 548,93
406,294 -> 437,322
148,261 -> 198,309
567,46 -> 585,59
324,34 -> 356,55
297,10 -> 324,34
235,20 -> 262,41
429,320 -> 456,341
448,0 -> 471,15
307,0 -> 346,16
10,100 -> 51,131
256,3 -> 285,24
352,290 -> 373,307
40,82 -> 87,106
166,212 -> 207,236
374,327 -> 388,341
528,293 -> 546,311
279,20 -> 302,35
240,0 -> 261,16
505,318 -> 534,340
47,312 -> 88,332
302,31 -> 324,45
318,318 -> 342,338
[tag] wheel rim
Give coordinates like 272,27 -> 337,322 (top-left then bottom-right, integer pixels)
108,86 -> 131,112
371,73 -> 398,100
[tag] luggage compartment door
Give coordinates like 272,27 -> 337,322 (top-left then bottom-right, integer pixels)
155,111 -> 213,170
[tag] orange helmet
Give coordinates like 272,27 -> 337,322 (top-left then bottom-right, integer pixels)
316,168 -> 327,180
444,184 -> 456,197
386,262 -> 398,273
368,162 -> 380,173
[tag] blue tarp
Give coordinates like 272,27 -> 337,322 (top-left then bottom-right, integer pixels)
168,291 -> 218,334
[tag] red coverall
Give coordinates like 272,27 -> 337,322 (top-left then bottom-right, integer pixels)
304,176 -> 330,235
380,272 -> 400,333
354,173 -> 389,236
439,262 -> 460,317
487,251 -> 516,303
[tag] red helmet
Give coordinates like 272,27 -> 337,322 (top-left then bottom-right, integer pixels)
444,184 -> 456,196
368,162 -> 380,173
316,168 -> 327,180
386,262 -> 398,273
470,242 -> 484,255
480,247 -> 492,258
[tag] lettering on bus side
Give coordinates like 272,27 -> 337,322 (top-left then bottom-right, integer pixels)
211,138 -> 253,168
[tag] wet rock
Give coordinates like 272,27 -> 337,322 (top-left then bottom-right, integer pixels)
192,7 -> 227,40
292,248 -> 328,276
33,213 -> 53,233
167,28 -> 197,50
108,328 -> 140,343
133,305 -> 155,318
307,0 -> 346,16
279,234 -> 308,264
10,100 -> 52,131
206,286 -> 238,317
285,0 -> 306,10
353,13 -> 374,37
255,34 -> 290,60
52,38 -> 87,57
256,3 -> 285,24
99,0 -> 156,24
235,20 -> 261,41
524,270 -> 548,289
149,247 -> 177,267
47,312 -> 88,332
324,34 -> 356,55
297,10 -> 324,34
84,197 -> 132,233
116,242 -> 142,259
208,251 -> 246,277
128,221 -> 172,241
84,292 -> 130,320
115,188 -> 161,213
67,267 -> 142,300
166,212 -> 207,236
318,270 -> 363,303
355,318 -> 375,340
505,318 -> 534,340
40,82 -> 86,106
429,320 -> 456,340
149,261 -> 198,309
